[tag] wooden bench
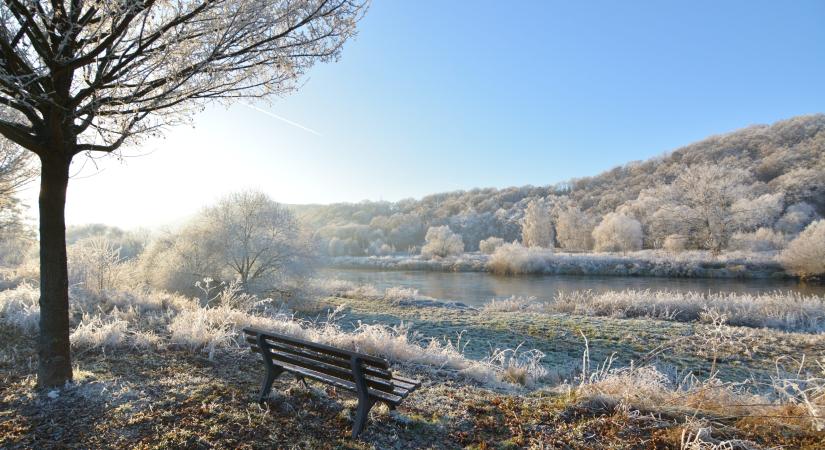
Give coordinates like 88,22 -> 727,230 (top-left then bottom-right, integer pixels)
242,327 -> 421,438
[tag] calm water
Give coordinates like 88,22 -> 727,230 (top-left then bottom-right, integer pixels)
320,268 -> 825,307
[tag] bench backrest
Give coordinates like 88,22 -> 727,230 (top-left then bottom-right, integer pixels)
242,327 -> 398,395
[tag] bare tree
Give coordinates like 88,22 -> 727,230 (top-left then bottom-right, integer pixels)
0,0 -> 366,386
203,190 -> 304,291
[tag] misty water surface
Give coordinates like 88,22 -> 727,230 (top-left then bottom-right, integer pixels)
320,268 -> 825,307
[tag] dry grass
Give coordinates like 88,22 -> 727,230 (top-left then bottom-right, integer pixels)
482,289 -> 825,332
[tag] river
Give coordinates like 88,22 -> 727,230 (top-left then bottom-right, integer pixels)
319,268 -> 825,307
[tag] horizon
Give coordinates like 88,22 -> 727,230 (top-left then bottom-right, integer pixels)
17,0 -> 825,229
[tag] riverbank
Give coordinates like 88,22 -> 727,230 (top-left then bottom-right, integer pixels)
326,250 -> 790,279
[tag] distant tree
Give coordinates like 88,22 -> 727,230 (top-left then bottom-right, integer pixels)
522,199 -> 554,248
655,165 -> 753,252
0,0 -> 366,386
421,226 -> 464,258
555,206 -> 595,251
0,134 -> 36,215
202,190 -> 306,291
779,220 -> 825,279
592,213 -> 643,253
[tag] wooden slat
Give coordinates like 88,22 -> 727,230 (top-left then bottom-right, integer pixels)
392,374 -> 422,388
390,378 -> 417,391
250,345 -> 408,396
243,327 -> 389,369
245,336 -> 392,380
244,326 -> 421,405
266,357 -> 404,404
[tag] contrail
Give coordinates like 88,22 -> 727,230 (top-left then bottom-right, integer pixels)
242,102 -> 322,136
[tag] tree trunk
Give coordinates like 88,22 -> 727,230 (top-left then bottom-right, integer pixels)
37,153 -> 73,387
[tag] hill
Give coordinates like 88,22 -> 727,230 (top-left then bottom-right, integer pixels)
295,115 -> 825,254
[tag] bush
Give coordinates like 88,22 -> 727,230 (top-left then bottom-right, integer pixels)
775,202 -> 820,235
487,242 -> 553,275
479,236 -> 505,254
663,234 -> 687,253
421,226 -> 464,258
592,213 -> 643,252
728,228 -> 786,252
780,220 -> 825,279
67,236 -> 134,294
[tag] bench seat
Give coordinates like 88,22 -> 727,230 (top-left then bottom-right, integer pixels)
243,327 -> 421,437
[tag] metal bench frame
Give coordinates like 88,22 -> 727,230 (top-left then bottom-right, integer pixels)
243,327 -> 421,438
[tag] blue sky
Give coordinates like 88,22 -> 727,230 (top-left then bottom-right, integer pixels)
24,0 -> 825,228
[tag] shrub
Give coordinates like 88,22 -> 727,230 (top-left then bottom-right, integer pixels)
67,236 -> 134,294
0,282 -> 40,331
421,226 -> 464,258
487,242 -> 553,275
775,202 -> 819,235
663,234 -> 688,253
780,220 -> 825,279
592,213 -> 643,252
728,228 -> 786,252
479,236 -> 505,254
70,315 -> 128,350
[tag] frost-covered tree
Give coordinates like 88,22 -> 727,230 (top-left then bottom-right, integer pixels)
0,0 -> 366,386
592,212 -> 643,252
555,206 -> 595,251
779,220 -> 825,279
421,226 -> 464,258
202,190 -> 306,291
521,199 -> 554,248
655,165 -> 753,252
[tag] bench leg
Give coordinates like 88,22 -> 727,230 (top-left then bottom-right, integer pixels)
258,367 -> 283,403
352,398 -> 376,438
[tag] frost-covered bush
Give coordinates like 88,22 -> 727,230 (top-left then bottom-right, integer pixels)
729,228 -> 786,252
0,282 -> 40,331
731,192 -> 784,231
479,236 -> 505,254
776,202 -> 820,235
421,226 -> 464,258
592,213 -> 643,252
67,236 -> 134,294
521,199 -> 554,248
780,220 -> 825,279
70,315 -> 128,350
663,234 -> 687,253
487,242 -> 553,275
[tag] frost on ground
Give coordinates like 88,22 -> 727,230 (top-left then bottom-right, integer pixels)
2,281 -> 824,448
482,289 -> 825,333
